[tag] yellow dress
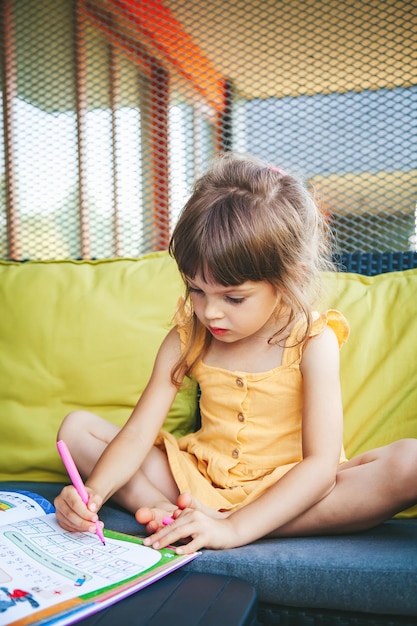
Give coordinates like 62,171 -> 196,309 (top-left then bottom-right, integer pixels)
156,309 -> 349,512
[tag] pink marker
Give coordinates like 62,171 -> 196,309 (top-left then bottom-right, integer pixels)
57,439 -> 106,545
162,516 -> 175,526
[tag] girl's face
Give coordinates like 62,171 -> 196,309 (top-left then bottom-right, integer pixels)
187,274 -> 281,343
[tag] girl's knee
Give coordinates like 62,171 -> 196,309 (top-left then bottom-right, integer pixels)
57,410 -> 99,442
387,438 -> 417,459
385,439 -> 417,484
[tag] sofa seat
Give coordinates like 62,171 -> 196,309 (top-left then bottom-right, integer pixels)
2,481 -> 417,624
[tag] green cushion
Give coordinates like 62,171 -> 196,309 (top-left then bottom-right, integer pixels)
321,268 -> 417,518
0,252 -> 197,482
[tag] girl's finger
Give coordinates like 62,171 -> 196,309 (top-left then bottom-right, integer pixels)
143,518 -> 193,549
175,537 -> 204,555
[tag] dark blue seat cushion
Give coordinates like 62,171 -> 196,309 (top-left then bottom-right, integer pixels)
1,481 -> 417,617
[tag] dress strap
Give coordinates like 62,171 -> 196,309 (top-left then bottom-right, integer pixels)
174,297 -> 207,368
281,309 -> 349,367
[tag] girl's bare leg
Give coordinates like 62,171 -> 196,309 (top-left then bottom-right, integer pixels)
163,440 -> 417,538
272,439 -> 417,537
57,410 -> 179,521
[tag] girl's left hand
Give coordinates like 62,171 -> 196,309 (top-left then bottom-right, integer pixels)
142,507 -> 236,553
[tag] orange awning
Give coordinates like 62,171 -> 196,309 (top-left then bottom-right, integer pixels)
84,0 -> 225,111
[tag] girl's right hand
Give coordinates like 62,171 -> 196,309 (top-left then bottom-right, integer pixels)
54,485 -> 103,534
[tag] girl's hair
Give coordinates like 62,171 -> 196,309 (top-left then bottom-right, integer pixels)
169,152 -> 335,384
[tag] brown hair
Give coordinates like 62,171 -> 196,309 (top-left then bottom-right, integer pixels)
169,152 -> 335,384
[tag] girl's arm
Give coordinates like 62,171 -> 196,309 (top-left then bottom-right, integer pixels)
55,327 -> 185,532
85,327 -> 184,503
144,325 -> 345,552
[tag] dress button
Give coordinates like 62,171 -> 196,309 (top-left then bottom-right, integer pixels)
237,413 -> 245,422
232,448 -> 239,459
235,377 -> 244,387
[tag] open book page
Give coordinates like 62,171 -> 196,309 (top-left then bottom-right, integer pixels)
0,491 -> 55,525
0,495 -> 199,626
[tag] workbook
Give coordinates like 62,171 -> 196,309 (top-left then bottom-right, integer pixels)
0,490 -> 199,625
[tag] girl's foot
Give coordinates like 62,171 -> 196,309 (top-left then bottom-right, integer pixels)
176,493 -> 229,519
135,493 -> 229,534
135,503 -> 176,533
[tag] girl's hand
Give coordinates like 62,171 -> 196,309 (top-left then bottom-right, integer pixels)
54,485 -> 103,535
142,506 -> 237,554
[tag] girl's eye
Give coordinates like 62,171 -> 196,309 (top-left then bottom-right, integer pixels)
226,296 -> 244,304
188,286 -> 243,303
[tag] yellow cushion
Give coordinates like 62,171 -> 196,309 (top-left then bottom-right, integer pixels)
0,252 -> 197,483
321,268 -> 417,517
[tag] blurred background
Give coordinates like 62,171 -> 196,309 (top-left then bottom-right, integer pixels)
0,0 -> 416,260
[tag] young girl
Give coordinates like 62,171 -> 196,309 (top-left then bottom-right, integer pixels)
54,153 -> 417,554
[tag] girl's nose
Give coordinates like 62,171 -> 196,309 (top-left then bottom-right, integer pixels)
204,299 -> 224,320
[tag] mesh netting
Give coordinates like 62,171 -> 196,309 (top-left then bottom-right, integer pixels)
1,0 -> 416,260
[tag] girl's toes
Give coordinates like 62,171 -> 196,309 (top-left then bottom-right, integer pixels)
135,506 -> 155,525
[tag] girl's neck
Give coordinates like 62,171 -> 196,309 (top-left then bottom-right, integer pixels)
204,317 -> 295,374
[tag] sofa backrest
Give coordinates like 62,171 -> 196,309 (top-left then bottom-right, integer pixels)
0,251 -> 416,519
0,252 -> 197,482
324,261 -> 417,519
320,268 -> 417,461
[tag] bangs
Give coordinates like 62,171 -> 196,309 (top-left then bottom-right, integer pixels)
171,198 -> 278,286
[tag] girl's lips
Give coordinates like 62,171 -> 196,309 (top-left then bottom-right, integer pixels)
209,326 -> 228,336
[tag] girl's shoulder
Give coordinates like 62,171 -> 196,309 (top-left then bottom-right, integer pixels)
309,309 -> 350,347
282,309 -> 349,368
